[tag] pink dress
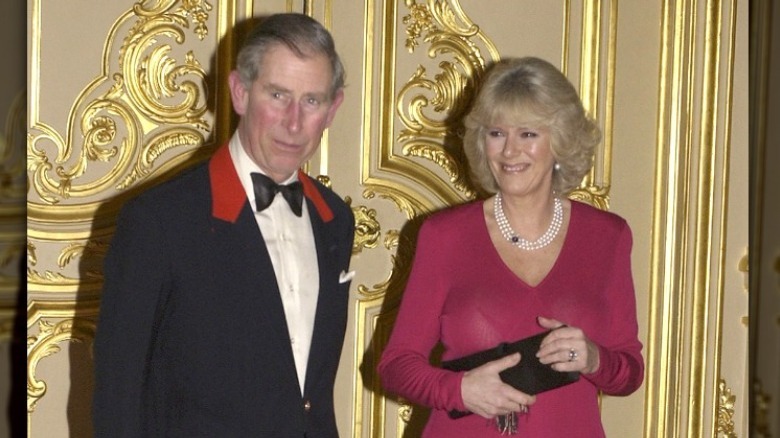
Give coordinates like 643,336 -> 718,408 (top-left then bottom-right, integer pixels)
377,200 -> 644,437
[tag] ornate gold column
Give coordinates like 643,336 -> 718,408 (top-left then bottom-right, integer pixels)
645,0 -> 744,436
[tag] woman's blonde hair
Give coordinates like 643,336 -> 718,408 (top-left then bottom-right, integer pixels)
463,57 -> 601,195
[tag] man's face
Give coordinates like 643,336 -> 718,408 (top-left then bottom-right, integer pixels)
229,44 -> 344,182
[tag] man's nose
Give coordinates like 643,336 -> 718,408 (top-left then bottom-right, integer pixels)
284,101 -> 302,132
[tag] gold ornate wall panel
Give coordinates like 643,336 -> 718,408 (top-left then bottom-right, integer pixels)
646,0 -> 749,437
26,0 -> 750,437
28,1 -> 223,294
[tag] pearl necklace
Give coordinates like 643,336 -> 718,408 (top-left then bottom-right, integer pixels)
494,193 -> 563,251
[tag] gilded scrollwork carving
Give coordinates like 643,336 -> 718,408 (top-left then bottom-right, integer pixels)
384,229 -> 400,250
27,238 -> 109,286
716,379 -> 737,437
28,0 -> 212,208
26,270 -> 81,288
57,241 -> 109,272
134,0 -> 213,41
356,226 -> 417,302
28,96 -> 140,204
315,175 -> 332,188
119,129 -> 205,190
569,186 -> 610,211
403,4 -> 434,53
357,270 -> 392,300
26,241 -> 37,266
28,0 -> 217,297
398,400 -> 414,423
397,1 -> 498,203
27,318 -> 96,413
356,249 -> 414,301
347,196 -> 382,255
353,230 -> 399,298
363,188 -> 424,220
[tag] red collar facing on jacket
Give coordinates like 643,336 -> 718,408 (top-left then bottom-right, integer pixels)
209,144 -> 334,224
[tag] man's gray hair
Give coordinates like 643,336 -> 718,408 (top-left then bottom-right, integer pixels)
236,13 -> 345,98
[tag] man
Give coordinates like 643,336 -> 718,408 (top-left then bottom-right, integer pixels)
92,13 -> 355,437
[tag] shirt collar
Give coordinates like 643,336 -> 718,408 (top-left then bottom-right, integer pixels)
210,133 -> 334,224
229,134 -> 299,207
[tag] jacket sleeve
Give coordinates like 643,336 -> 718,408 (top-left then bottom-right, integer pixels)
92,198 -> 170,437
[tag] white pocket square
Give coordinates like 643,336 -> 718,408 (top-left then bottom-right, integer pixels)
339,270 -> 356,284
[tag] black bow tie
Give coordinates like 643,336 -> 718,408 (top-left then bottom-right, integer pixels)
251,173 -> 304,217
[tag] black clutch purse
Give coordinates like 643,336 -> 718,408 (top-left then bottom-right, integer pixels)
441,330 -> 580,419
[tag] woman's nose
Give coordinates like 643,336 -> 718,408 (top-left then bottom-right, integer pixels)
503,135 -> 524,156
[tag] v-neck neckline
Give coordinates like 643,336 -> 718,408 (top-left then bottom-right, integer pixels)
481,199 -> 575,290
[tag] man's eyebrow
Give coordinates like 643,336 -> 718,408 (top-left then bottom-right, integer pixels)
262,82 -> 331,101
305,91 -> 330,101
263,83 -> 290,93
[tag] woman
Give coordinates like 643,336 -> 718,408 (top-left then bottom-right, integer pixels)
377,57 -> 644,437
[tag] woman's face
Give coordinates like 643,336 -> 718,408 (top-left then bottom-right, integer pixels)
484,121 -> 555,198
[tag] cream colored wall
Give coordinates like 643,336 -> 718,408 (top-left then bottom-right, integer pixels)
25,1 -> 750,437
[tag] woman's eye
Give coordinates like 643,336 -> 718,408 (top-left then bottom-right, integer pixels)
488,130 -> 504,137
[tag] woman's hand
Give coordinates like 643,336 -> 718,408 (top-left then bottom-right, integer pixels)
460,353 -> 536,419
536,316 -> 600,374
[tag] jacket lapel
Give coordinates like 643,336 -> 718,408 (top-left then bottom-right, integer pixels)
298,170 -> 334,223
207,145 -> 298,379
301,184 -> 346,396
208,143 -> 344,396
209,144 -> 245,223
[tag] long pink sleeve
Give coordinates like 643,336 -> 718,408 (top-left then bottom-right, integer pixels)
377,215 -> 469,413
579,223 -> 644,395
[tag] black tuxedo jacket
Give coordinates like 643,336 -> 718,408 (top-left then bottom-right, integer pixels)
93,144 -> 355,437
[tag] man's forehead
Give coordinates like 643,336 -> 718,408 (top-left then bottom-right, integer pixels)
257,46 -> 333,91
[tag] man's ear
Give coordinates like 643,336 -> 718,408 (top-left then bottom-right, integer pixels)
324,88 -> 345,127
228,71 -> 248,116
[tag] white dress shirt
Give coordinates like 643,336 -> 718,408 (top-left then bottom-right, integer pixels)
229,134 -> 320,395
